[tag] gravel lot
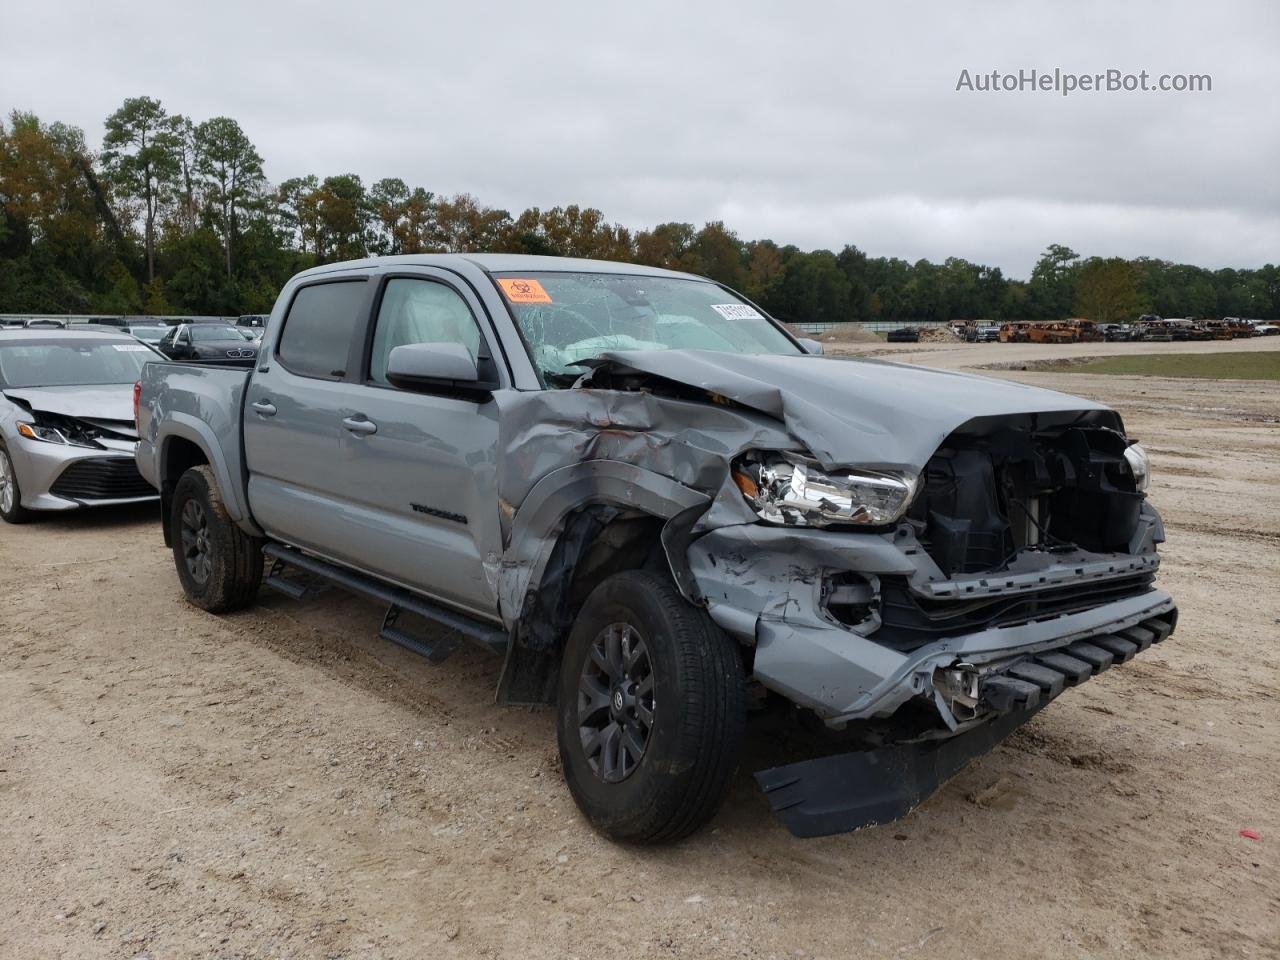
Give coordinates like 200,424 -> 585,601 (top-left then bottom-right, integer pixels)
2,342 -> 1277,959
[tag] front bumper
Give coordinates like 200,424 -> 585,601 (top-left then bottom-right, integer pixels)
754,609 -> 1176,837
7,435 -> 157,511
687,520 -> 1171,725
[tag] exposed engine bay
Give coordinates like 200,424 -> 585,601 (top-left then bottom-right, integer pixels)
911,414 -> 1149,576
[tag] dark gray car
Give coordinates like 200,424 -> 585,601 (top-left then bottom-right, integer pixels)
136,254 -> 1176,842
156,322 -> 258,364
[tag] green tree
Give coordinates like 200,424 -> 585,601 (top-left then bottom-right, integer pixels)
1073,257 -> 1148,322
170,115 -> 201,235
775,249 -> 851,323
310,174 -> 372,260
427,193 -> 512,253
1028,243 -> 1080,319
102,97 -> 180,284
0,111 -> 111,310
194,117 -> 264,278
744,240 -> 785,308
690,221 -> 745,289
276,175 -> 319,254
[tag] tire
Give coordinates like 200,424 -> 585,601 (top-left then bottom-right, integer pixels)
170,465 -> 263,612
0,444 -> 33,524
557,570 -> 745,844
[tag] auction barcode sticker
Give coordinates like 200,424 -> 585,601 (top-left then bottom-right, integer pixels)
496,278 -> 553,304
112,343 -> 152,352
710,303 -> 764,321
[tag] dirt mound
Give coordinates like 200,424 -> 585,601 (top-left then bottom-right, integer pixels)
918,325 -> 963,343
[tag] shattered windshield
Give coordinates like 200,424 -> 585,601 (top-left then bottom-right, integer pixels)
494,272 -> 799,386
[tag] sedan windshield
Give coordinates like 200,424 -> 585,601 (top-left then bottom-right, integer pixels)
189,325 -> 243,342
0,339 -> 157,388
495,272 -> 799,386
129,326 -> 168,342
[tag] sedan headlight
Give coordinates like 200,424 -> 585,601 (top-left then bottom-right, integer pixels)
17,421 -> 70,444
16,420 -> 99,448
1123,442 -> 1150,492
733,452 -> 918,527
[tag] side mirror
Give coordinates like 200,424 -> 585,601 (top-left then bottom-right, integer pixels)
798,337 -> 824,356
386,342 -> 492,396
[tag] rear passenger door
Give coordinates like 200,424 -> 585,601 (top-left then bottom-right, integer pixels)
243,276 -> 373,554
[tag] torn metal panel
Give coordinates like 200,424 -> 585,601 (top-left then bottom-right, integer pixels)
576,350 -> 1119,472
490,385 -> 796,628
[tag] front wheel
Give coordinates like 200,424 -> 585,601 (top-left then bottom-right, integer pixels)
170,465 -> 263,612
557,570 -> 745,843
0,444 -> 33,524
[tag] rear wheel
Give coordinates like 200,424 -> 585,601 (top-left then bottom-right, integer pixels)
557,570 -> 745,843
171,465 -> 263,611
0,445 -> 33,524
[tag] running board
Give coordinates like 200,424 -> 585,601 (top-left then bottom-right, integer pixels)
262,543 -> 509,662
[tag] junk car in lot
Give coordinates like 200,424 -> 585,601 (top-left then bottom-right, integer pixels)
0,328 -> 160,522
998,321 -> 1032,343
885,326 -> 920,343
136,254 -> 1178,842
155,322 -> 259,364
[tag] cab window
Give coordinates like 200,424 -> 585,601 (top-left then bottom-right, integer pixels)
278,280 -> 368,380
368,278 -> 483,386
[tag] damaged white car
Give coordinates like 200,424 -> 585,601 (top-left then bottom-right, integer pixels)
135,255 -> 1177,841
0,328 -> 160,522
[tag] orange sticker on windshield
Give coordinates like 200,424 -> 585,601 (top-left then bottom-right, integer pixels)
497,278 -> 552,304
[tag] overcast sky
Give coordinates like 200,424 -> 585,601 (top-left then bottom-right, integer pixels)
3,0 -> 1276,277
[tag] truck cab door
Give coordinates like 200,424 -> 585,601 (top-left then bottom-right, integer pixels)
242,276 -> 375,554
326,272 -> 504,620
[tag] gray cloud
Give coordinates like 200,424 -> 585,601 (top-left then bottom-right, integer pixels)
3,0 -> 1276,276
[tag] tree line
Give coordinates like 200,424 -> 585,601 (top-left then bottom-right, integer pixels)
2,98 -> 1277,322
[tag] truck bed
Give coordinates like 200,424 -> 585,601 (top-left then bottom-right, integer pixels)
135,361 -> 253,523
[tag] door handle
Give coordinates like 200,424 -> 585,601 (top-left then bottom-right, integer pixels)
251,399 -> 277,416
342,416 -> 377,435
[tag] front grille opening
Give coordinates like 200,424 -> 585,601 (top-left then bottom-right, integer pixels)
876,573 -> 1157,650
910,419 -> 1144,578
50,457 -> 154,501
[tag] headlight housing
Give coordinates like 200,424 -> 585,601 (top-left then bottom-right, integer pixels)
17,420 -> 100,448
733,452 -> 918,527
18,421 -> 70,444
1123,442 -> 1150,492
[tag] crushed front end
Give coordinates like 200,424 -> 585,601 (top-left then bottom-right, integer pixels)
688,411 -> 1178,837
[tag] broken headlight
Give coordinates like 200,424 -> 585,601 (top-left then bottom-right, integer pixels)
1123,442 -> 1150,492
733,452 -> 918,527
16,419 -> 101,449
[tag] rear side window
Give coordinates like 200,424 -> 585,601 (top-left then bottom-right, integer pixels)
278,280 -> 367,379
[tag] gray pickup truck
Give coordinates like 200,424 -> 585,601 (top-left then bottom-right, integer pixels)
136,254 -> 1177,842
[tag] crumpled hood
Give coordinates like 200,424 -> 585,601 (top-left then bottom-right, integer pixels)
4,384 -> 137,432
579,350 -> 1115,471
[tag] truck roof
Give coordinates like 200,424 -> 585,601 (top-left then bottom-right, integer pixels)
291,253 -> 708,283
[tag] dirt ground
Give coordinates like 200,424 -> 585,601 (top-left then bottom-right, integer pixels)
2,342 -> 1277,959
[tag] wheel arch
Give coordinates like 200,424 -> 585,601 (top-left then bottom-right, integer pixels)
495,460 -> 712,705
156,416 -> 252,545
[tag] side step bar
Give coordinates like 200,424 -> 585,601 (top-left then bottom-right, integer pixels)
262,543 -> 509,663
